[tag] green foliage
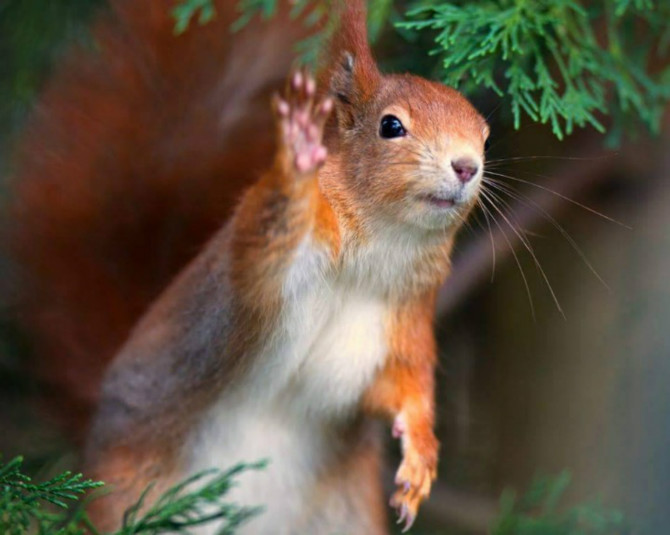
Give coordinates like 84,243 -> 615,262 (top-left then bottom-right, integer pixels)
172,0 -> 217,35
115,463 -> 265,535
0,0 -> 104,132
0,456 -> 102,535
492,472 -> 630,535
233,0 -> 333,69
400,0 -> 670,141
0,456 -> 265,535
230,0 -> 277,32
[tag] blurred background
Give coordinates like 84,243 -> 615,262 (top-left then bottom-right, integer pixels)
1,1 -> 669,533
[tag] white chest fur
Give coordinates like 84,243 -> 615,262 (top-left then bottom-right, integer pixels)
265,233 -> 389,415
279,285 -> 388,415
185,236 -> 389,533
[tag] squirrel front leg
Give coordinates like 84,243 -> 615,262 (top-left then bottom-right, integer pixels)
363,293 -> 439,532
229,71 -> 333,304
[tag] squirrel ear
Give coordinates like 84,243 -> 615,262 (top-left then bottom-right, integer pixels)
329,50 -> 378,130
330,49 -> 380,130
323,0 -> 381,128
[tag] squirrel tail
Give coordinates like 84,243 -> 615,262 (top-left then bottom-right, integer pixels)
8,0 -> 307,440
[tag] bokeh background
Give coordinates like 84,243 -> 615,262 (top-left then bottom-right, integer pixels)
1,1 -> 669,533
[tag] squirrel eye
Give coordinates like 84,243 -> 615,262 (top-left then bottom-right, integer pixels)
484,138 -> 491,152
379,115 -> 406,139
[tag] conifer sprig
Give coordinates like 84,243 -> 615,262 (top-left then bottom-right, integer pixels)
0,456 -> 103,535
116,463 -> 265,535
0,456 -> 265,535
400,0 -> 670,140
492,472 -> 630,535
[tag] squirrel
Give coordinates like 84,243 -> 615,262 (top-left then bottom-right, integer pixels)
10,0 -> 488,533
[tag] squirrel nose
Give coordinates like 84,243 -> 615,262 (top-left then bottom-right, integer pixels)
451,158 -> 479,184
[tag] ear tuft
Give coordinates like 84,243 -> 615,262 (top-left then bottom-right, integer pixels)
331,51 -> 356,106
321,0 -> 380,114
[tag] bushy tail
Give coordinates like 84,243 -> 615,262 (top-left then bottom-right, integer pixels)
7,0 -> 307,439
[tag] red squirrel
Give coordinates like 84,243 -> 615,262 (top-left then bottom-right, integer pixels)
12,0 -> 488,532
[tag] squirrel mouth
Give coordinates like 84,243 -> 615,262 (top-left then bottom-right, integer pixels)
420,194 -> 456,209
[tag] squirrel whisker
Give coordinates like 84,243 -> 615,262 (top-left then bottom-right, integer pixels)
482,183 -> 565,318
479,188 -> 537,319
483,176 -> 610,291
483,168 -> 629,228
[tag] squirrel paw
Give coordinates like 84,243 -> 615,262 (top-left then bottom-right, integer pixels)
274,70 -> 333,175
390,440 -> 437,532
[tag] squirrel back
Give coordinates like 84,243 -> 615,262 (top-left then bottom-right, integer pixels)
9,0 -> 307,438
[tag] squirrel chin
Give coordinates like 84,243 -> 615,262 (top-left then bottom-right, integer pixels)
387,192 -> 480,232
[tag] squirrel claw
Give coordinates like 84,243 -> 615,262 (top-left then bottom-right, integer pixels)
391,493 -> 417,532
291,70 -> 303,91
396,502 -> 408,524
389,434 -> 436,533
274,98 -> 290,117
276,70 -> 332,175
402,511 -> 416,533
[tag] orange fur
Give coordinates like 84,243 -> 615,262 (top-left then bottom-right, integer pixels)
86,442 -> 178,532
314,189 -> 342,257
8,0 -> 308,437
363,292 -> 440,524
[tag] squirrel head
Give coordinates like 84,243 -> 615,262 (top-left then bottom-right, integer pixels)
321,1 -> 489,234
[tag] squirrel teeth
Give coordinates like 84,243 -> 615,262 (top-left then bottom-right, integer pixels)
421,194 -> 457,209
